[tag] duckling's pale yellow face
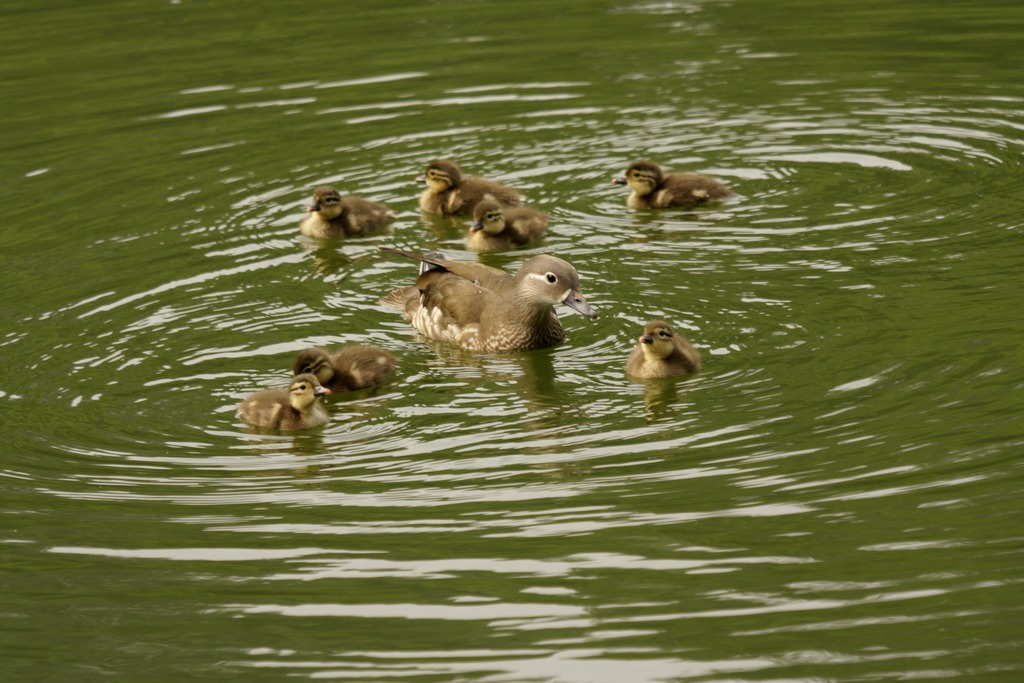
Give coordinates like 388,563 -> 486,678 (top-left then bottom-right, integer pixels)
419,160 -> 460,192
309,187 -> 343,220
423,165 -> 456,192
625,165 -> 660,196
472,205 -> 506,235
288,374 -> 331,412
639,323 -> 676,360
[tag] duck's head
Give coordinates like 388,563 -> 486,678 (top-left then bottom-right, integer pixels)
288,373 -> 331,411
471,200 -> 506,234
613,160 -> 664,196
308,186 -> 343,220
419,159 -> 462,192
293,348 -> 335,385
638,320 -> 677,360
518,255 -> 598,320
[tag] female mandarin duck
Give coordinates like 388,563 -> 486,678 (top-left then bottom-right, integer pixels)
299,185 -> 395,238
626,320 -> 701,379
417,159 -> 524,216
466,199 -> 549,252
613,160 -> 732,209
292,345 -> 397,393
380,247 -> 597,352
238,373 -> 331,430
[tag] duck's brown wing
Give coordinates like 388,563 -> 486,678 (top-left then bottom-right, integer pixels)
660,173 -> 732,206
340,196 -> 395,233
455,178 -> 525,212
381,247 -> 511,291
418,274 -> 498,329
331,345 -> 398,390
504,208 -> 549,244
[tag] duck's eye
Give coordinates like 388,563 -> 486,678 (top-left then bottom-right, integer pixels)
488,212 -> 501,220
298,383 -> 308,391
545,272 -> 557,284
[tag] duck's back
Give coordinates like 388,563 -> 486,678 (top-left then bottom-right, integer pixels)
643,172 -> 731,209
340,196 -> 395,235
425,178 -> 523,216
330,345 -> 397,391
503,207 -> 548,243
411,275 -> 493,348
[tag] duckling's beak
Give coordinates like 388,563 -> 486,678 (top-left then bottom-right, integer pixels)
314,385 -> 331,397
562,290 -> 598,320
414,174 -> 425,184
640,333 -> 654,344
470,220 -> 484,232
307,202 -> 320,213
612,175 -> 627,185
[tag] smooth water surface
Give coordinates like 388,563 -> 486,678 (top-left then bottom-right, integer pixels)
2,0 -> 1023,680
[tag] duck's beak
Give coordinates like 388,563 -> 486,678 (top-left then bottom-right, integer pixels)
562,290 -> 598,320
612,175 -> 627,185
470,221 -> 484,232
307,202 -> 320,213
314,385 -> 331,397
640,333 -> 654,344
414,174 -> 425,184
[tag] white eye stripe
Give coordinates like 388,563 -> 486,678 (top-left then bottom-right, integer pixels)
528,272 -> 560,285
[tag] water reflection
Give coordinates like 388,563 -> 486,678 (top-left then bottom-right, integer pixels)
5,0 -> 1023,679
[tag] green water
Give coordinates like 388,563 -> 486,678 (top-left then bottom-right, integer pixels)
3,0 -> 1023,680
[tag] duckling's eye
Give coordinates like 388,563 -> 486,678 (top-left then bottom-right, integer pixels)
488,212 -> 501,220
298,383 -> 308,391
658,330 -> 671,338
545,272 -> 557,284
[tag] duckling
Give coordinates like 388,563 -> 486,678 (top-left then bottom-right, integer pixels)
380,247 -> 597,352
417,159 -> 524,216
612,160 -> 732,209
466,200 -> 549,252
237,373 -> 332,430
626,320 -> 701,379
299,185 -> 395,238
292,345 -> 397,393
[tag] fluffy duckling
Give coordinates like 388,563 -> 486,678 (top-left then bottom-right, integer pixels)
299,185 -> 396,238
626,320 -> 701,379
292,345 -> 397,393
613,160 -> 732,209
417,159 -> 524,216
237,373 -> 332,430
380,247 -> 597,352
466,200 -> 549,252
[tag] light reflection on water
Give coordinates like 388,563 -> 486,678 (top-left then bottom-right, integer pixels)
4,1 -> 1023,680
